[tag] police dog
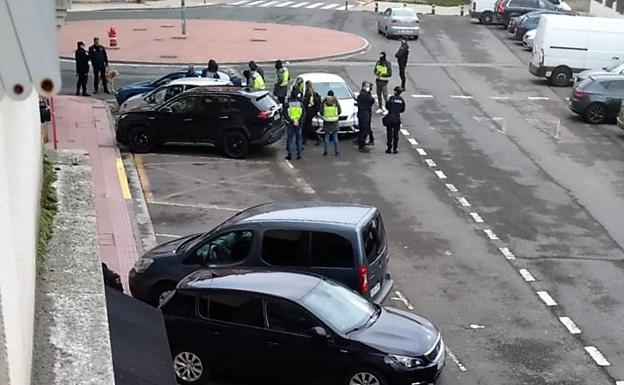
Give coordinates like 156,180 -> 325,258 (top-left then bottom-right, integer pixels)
106,68 -> 120,92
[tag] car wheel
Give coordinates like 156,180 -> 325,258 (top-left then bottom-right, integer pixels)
584,102 -> 608,124
345,368 -> 388,385
152,281 -> 176,307
173,349 -> 208,385
549,66 -> 572,87
480,11 -> 493,25
128,126 -> 155,153
413,35 -> 419,41
222,130 -> 250,159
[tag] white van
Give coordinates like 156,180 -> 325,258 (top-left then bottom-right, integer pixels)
529,14 -> 624,86
470,0 -> 498,24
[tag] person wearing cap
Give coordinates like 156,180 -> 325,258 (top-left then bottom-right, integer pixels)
395,39 -> 409,90
321,90 -> 342,156
247,61 -> 265,84
383,86 -> 406,154
273,60 -> 290,104
284,87 -> 304,160
374,52 -> 392,114
356,81 -> 375,151
302,80 -> 322,145
75,41 -> 90,96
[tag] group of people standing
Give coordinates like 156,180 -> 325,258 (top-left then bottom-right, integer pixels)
74,37 -> 110,96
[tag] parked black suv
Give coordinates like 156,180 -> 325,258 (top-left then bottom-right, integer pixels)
495,0 -> 556,27
129,202 -> 394,306
161,270 -> 445,385
115,86 -> 285,158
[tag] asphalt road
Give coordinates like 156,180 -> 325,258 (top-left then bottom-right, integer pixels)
60,6 -> 624,385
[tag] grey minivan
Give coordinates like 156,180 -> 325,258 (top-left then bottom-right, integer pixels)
129,202 -> 394,306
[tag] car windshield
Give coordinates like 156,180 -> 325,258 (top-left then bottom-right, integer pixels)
313,82 -> 353,99
606,62 -> 624,72
392,8 -> 416,16
302,280 -> 376,333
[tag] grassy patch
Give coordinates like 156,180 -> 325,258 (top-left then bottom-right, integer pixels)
37,155 -> 58,259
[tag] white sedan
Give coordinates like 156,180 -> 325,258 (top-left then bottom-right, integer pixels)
295,72 -> 359,134
523,29 -> 536,50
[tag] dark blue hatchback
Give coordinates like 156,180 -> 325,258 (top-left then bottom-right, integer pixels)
129,202 -> 394,306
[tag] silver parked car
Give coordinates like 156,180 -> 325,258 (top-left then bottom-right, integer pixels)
377,7 -> 420,39
574,62 -> 624,87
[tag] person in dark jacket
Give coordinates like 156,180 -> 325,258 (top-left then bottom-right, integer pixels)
356,81 -> 375,151
102,263 -> 123,292
395,39 -> 409,89
75,41 -> 90,96
185,65 -> 197,77
88,37 -> 109,94
248,61 -> 265,83
302,80 -> 322,145
201,59 -> 219,78
383,86 -> 406,154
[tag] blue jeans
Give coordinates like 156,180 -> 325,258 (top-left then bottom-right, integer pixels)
286,124 -> 302,156
323,131 -> 339,155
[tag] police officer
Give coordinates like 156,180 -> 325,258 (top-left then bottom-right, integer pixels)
88,37 -> 109,94
274,60 -> 290,104
321,90 -> 342,156
356,81 -> 375,151
383,86 -> 406,154
374,52 -> 392,114
302,80 -> 321,145
250,69 -> 265,90
284,88 -> 304,160
248,61 -> 265,83
75,41 -> 90,96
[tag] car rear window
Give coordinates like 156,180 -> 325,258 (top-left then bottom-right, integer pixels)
253,93 -> 278,111
310,232 -> 354,268
392,8 -> 416,16
362,214 -> 386,264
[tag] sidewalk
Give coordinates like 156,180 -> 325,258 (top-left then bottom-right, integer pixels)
51,96 -> 139,288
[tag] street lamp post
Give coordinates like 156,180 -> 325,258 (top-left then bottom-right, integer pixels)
181,0 -> 187,37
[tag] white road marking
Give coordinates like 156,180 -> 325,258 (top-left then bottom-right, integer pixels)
615,381 -> 624,385
445,183 -> 458,192
519,268 -> 535,282
424,159 -> 437,167
559,316 -> 581,335
400,128 -> 410,136
499,247 -> 515,260
259,0 -> 279,6
407,138 -> 418,145
275,1 -> 295,6
392,290 -> 414,310
451,95 -> 473,99
490,96 -> 510,100
411,94 -> 434,98
321,2 -> 340,8
446,348 -> 468,371
537,291 -> 558,306
155,233 -> 182,239
528,96 -> 549,100
230,0 -> 250,4
290,1 -> 309,7
296,177 -> 315,194
416,148 -> 427,156
285,160 -> 294,169
470,212 -> 484,223
457,197 -> 471,207
150,200 -> 241,212
305,2 -> 324,7
484,229 -> 499,240
434,170 -> 447,179
469,324 -> 485,329
246,0 -> 265,5
584,346 -> 610,366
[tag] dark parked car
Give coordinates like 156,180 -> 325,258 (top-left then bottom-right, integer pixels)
569,74 -> 624,124
496,0 -> 557,27
115,86 -> 284,158
129,202 -> 394,306
513,10 -> 564,39
114,69 -> 230,104
161,270 -> 445,385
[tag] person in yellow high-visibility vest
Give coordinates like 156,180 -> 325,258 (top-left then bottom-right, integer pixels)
251,70 -> 265,90
284,88 -> 304,160
374,52 -> 392,114
273,60 -> 290,104
320,90 -> 342,156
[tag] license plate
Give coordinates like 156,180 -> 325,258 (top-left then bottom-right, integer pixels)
370,282 -> 381,298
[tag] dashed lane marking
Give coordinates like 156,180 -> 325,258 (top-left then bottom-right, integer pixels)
416,148 -> 427,156
305,2 -> 324,7
155,233 -> 182,239
457,197 -> 471,207
519,268 -> 535,282
584,346 -> 610,366
411,94 -> 434,98
245,0 -> 264,5
528,96 -> 549,100
275,1 -> 295,5
490,96 -> 510,100
400,128 -> 410,136
484,229 -> 499,240
451,95 -> 474,99
392,290 -> 414,310
259,0 -> 279,5
446,348 -> 468,372
499,247 -> 516,260
285,160 -> 294,169
518,268 -> 535,282
290,1 -> 309,6
230,0 -> 250,3
321,2 -> 339,8
615,381 -> 624,385
434,170 -> 447,179
407,138 -> 418,145
424,159 -> 437,167
150,200 -> 241,212
469,212 -> 484,223
559,316 -> 581,335
537,291 -> 558,306
445,183 -> 458,192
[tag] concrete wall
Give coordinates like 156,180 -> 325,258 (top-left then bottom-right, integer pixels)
0,91 -> 42,385
590,0 -> 624,17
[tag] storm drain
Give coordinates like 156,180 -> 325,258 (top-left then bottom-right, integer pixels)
133,28 -> 148,31
160,55 -> 178,59
251,39 -> 267,42
253,27 -> 267,31
161,24 -> 175,28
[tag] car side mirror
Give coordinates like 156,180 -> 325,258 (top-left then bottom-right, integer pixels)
602,66 -> 608,71
161,106 -> 173,113
310,326 -> 331,340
